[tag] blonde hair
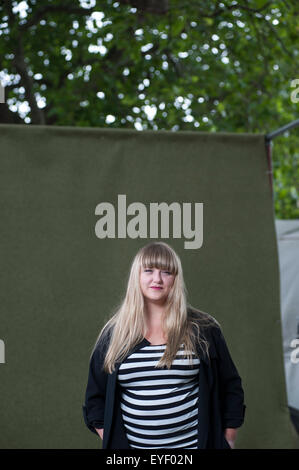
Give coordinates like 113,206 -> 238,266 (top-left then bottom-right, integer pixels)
92,241 -> 219,373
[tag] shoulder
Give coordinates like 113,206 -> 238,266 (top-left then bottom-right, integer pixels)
92,324 -> 114,358
187,306 -> 228,358
187,305 -> 222,336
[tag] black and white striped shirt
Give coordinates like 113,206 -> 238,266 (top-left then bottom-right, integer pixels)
117,340 -> 200,449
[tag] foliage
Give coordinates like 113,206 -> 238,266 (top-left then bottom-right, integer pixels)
0,0 -> 298,217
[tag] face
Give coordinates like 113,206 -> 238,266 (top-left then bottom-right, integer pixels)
139,266 -> 176,304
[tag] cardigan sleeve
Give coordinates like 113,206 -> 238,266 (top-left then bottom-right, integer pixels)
82,332 -> 110,435
212,325 -> 246,429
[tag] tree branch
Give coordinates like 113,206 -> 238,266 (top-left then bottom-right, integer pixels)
117,0 -> 169,15
142,0 -> 274,17
19,5 -> 94,30
0,103 -> 24,124
265,18 -> 293,57
13,37 -> 45,124
2,1 -> 44,123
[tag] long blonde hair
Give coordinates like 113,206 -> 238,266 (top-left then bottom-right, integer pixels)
92,241 -> 219,373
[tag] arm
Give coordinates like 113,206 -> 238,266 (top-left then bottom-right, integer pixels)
95,428 -> 104,440
224,428 -> 237,448
212,325 -> 246,447
82,333 -> 110,435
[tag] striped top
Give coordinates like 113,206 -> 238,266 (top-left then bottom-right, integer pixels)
117,340 -> 200,449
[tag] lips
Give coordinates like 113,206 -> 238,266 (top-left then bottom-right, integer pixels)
151,286 -> 163,289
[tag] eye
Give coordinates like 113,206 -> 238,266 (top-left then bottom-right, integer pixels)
144,269 -> 152,272
163,271 -> 172,275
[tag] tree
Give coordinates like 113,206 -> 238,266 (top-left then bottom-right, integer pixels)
0,0 -> 298,217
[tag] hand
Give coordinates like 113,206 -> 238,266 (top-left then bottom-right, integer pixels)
224,428 -> 237,449
95,427 -> 104,440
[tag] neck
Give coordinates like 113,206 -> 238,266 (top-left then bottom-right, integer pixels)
143,300 -> 168,332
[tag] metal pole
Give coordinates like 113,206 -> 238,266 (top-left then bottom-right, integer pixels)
265,119 -> 299,201
265,119 -> 299,143
265,139 -> 273,199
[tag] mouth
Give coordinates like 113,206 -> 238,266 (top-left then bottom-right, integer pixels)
150,287 -> 163,290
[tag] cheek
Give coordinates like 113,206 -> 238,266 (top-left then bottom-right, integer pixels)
165,277 -> 175,288
139,276 -> 148,291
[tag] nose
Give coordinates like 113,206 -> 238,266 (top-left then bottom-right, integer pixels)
153,269 -> 162,283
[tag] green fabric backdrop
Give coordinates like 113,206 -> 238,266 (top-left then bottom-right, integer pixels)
0,123 -> 298,449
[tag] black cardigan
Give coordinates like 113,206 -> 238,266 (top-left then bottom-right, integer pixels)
82,320 -> 246,449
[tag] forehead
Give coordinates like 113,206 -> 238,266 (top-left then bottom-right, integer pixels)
140,252 -> 177,274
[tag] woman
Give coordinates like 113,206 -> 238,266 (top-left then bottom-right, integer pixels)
82,242 -> 246,449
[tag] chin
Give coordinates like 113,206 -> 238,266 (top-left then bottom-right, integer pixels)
148,294 -> 167,302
